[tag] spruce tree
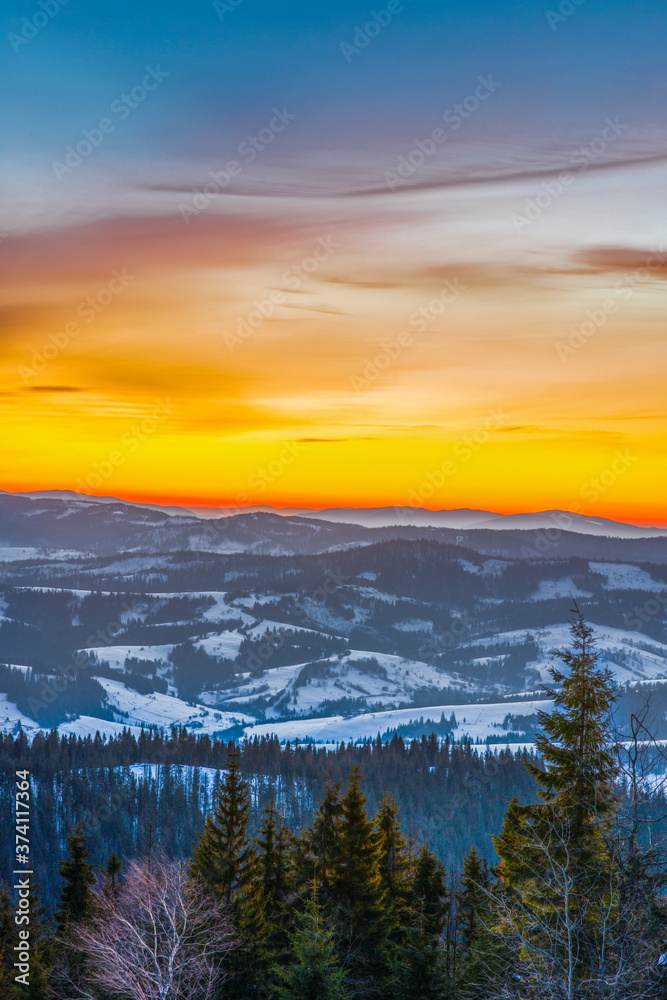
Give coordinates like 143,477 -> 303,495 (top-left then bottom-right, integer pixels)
386,845 -> 449,1000
103,851 -> 122,899
455,846 -> 498,1000
55,822 -> 96,934
376,793 -> 412,930
275,887 -> 349,1000
329,767 -> 390,992
0,881 -> 52,1000
305,781 -> 342,895
191,745 -> 253,905
244,799 -> 296,998
191,746 -> 256,998
457,846 -> 487,958
493,611 -> 622,995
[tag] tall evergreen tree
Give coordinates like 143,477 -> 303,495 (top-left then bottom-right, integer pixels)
329,767 -> 390,993
0,881 -> 52,1000
191,745 -> 253,905
305,781 -> 342,895
55,823 -> 96,935
455,846 -> 498,1000
376,793 -> 413,927
386,845 -> 449,1000
244,799 -> 296,999
102,851 -> 122,899
274,886 -> 349,1000
492,611 -> 623,996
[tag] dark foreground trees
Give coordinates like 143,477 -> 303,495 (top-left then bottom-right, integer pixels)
482,610 -> 667,999
3,612 -> 667,998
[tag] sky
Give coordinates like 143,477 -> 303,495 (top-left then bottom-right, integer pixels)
1,0 -> 666,522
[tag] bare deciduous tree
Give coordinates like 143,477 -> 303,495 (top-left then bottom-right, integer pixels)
71,855 -> 236,1000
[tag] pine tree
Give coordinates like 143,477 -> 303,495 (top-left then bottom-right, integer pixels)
191,745 -> 253,905
493,611 -> 622,996
457,846 -> 487,958
103,851 -> 122,899
191,746 -> 256,998
386,845 -> 449,1000
455,846 -> 498,1000
305,781 -> 342,895
274,886 -> 349,1000
0,881 -> 51,1000
329,767 -> 390,992
376,793 -> 412,930
243,799 -> 296,998
55,823 -> 96,934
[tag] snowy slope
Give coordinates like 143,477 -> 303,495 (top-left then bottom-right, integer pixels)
95,677 -> 254,733
245,697 -> 554,745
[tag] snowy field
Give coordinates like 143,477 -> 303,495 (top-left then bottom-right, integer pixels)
95,677 -> 254,734
244,697 -> 554,745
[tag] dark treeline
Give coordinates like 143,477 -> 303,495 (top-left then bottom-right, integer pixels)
0,726 -> 540,914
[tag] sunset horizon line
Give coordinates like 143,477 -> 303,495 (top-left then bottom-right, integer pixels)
3,486 -> 666,530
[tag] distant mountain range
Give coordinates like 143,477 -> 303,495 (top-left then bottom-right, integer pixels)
1,487 -> 667,745
3,490 -> 665,541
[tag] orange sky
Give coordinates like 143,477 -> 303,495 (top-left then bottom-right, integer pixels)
2,158 -> 666,523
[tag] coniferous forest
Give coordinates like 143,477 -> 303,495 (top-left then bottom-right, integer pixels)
2,615 -> 667,998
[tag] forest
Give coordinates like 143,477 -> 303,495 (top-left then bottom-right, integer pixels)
2,615 -> 667,998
